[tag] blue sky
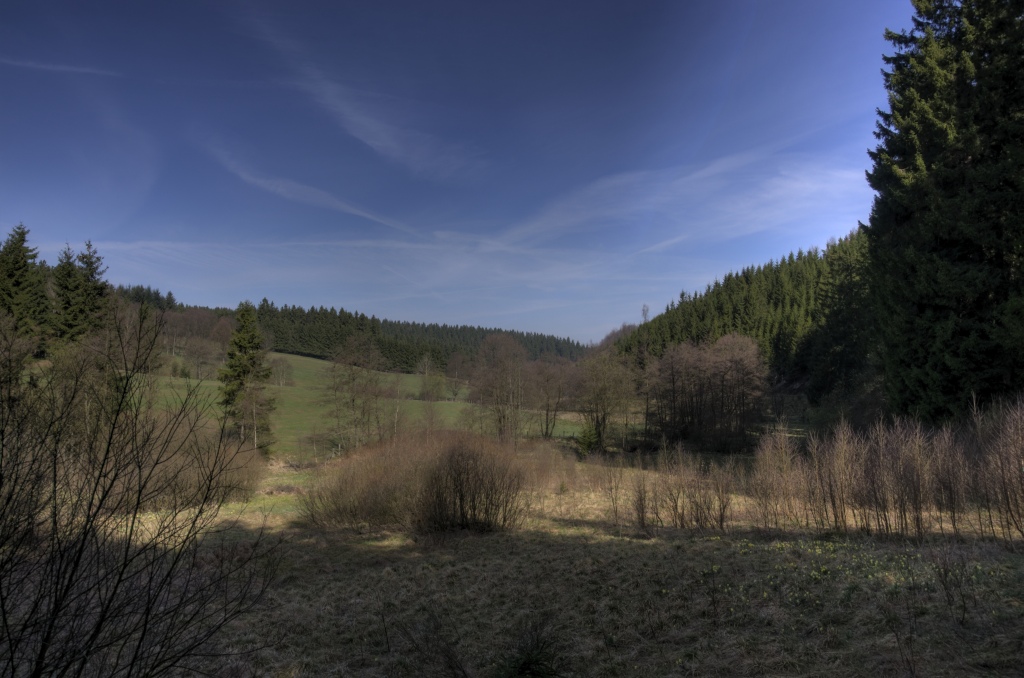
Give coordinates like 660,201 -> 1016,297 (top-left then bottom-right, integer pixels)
0,1 -> 912,342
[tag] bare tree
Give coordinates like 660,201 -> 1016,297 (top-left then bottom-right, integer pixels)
473,335 -> 527,444
0,305 -> 274,677
576,351 -> 634,452
270,355 -> 295,387
322,335 -> 391,451
528,356 -> 571,438
417,353 -> 444,402
649,334 -> 766,451
444,352 -> 470,401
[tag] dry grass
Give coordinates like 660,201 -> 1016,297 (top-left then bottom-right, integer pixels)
197,428 -> 1024,677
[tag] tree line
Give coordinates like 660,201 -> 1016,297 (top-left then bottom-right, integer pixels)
619,0 -> 1023,427
253,298 -> 585,371
126,291 -> 587,379
0,224 -> 109,351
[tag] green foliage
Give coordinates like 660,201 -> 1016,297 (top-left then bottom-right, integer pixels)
622,232 -> 878,405
114,283 -> 179,311
219,301 -> 274,450
804,229 -> 875,404
253,297 -> 585,373
0,226 -> 114,350
865,0 -> 1024,421
574,424 -> 599,457
52,241 -> 108,341
621,247 -> 827,381
0,224 -> 50,341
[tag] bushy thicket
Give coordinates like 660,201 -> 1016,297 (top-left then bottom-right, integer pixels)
301,433 -> 528,533
747,405 -> 1024,544
620,401 -> 1024,546
644,334 -> 766,451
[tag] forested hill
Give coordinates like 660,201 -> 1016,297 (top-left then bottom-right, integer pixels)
113,286 -> 586,373
620,229 -> 870,396
252,300 -> 585,371
380,317 -> 585,363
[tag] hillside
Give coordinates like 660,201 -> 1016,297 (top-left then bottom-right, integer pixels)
620,229 -> 871,403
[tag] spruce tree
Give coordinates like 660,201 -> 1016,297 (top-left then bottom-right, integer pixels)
52,241 -> 108,342
219,301 -> 274,451
864,0 -> 1024,420
0,225 -> 50,340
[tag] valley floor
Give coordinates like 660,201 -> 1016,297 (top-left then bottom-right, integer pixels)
208,460 -> 1024,677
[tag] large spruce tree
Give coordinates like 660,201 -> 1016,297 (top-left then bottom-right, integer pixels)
219,301 -> 274,450
0,225 -> 50,339
865,0 -> 1024,420
52,241 -> 108,341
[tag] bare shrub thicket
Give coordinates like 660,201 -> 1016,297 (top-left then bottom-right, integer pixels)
302,432 -> 528,533
417,440 -> 527,532
586,398 -> 1024,545
300,441 -> 423,529
599,449 -> 737,535
0,306 -> 273,677
647,334 -> 766,452
737,403 -> 1024,544
749,424 -> 803,530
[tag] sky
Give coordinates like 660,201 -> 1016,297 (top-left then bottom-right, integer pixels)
0,1 -> 913,343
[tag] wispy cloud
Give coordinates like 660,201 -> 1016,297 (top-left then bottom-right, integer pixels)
0,57 -> 121,77
499,148 -> 871,256
245,18 -> 480,179
501,148 -> 772,248
210,147 -> 420,237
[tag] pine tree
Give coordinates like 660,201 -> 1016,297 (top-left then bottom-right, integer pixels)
0,225 -> 50,340
219,301 -> 274,451
864,0 -> 1024,420
52,241 -> 108,341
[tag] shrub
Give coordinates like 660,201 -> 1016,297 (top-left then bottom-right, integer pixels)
415,439 -> 527,533
496,612 -> 570,678
748,424 -> 803,530
302,432 -> 528,534
301,442 -> 422,529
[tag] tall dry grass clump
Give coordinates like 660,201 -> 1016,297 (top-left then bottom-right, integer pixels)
301,432 -> 528,533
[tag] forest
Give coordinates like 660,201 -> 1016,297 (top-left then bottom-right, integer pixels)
1,1 -> 1023,675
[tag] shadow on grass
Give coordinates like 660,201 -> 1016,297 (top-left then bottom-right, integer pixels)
207,505 -> 1024,678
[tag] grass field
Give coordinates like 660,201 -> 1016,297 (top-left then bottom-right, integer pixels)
165,354 -> 1024,676
209,454 -> 1024,677
159,353 -> 580,463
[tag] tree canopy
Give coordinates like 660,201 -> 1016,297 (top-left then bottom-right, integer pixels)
219,301 -> 274,450
864,0 -> 1024,420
